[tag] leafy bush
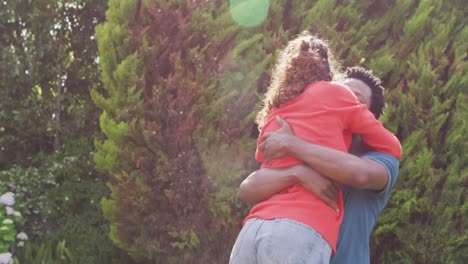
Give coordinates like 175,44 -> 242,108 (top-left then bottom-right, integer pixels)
0,139 -> 133,264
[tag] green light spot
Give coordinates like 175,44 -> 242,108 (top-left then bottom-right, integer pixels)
229,0 -> 270,28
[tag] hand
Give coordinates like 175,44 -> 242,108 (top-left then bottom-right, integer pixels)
294,164 -> 340,212
259,116 -> 295,164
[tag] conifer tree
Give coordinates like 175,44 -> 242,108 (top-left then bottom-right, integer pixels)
94,0 -> 244,262
362,1 -> 467,262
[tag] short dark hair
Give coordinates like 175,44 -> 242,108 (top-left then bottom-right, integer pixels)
345,66 -> 385,119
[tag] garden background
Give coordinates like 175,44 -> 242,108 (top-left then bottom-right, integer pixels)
0,0 -> 466,263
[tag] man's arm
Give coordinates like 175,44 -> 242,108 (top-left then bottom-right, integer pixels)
238,165 -> 340,211
260,116 -> 390,190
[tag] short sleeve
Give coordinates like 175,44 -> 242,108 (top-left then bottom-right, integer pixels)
362,152 -> 400,198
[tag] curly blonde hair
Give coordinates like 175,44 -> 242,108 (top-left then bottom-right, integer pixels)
256,32 -> 341,128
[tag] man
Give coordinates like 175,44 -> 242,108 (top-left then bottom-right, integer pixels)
237,66 -> 400,263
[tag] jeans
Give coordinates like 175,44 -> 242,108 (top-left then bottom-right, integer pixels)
230,218 -> 332,264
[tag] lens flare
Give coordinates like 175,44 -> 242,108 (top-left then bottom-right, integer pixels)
229,0 -> 269,28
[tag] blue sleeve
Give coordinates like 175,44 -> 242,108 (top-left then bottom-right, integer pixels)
362,152 -> 400,198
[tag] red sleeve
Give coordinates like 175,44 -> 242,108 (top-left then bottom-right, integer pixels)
347,105 -> 402,158
324,82 -> 402,158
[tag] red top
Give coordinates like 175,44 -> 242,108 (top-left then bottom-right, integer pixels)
245,81 -> 402,252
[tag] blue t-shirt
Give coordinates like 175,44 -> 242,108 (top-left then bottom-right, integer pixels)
330,152 -> 400,264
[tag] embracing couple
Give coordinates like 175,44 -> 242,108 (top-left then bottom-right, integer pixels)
229,32 -> 402,264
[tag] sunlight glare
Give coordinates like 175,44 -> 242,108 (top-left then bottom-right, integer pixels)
229,0 -> 269,28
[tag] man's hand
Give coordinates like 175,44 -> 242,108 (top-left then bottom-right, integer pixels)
293,164 -> 340,212
259,116 -> 295,164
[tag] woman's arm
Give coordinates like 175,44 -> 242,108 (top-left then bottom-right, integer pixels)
238,165 -> 340,210
346,104 -> 402,158
324,82 -> 402,159
238,167 -> 297,203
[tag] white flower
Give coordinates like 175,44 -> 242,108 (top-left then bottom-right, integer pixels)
0,252 -> 13,264
0,192 -> 15,206
16,232 -> 28,241
2,219 -> 13,225
5,207 -> 13,215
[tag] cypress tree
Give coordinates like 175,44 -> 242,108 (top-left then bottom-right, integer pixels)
365,1 -> 467,262
94,0 -> 242,262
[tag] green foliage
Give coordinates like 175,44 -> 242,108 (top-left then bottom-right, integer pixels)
0,0 -> 139,263
0,0 -> 106,166
14,240 -> 73,264
0,0 -> 136,263
355,1 -> 467,263
0,140 -> 133,264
